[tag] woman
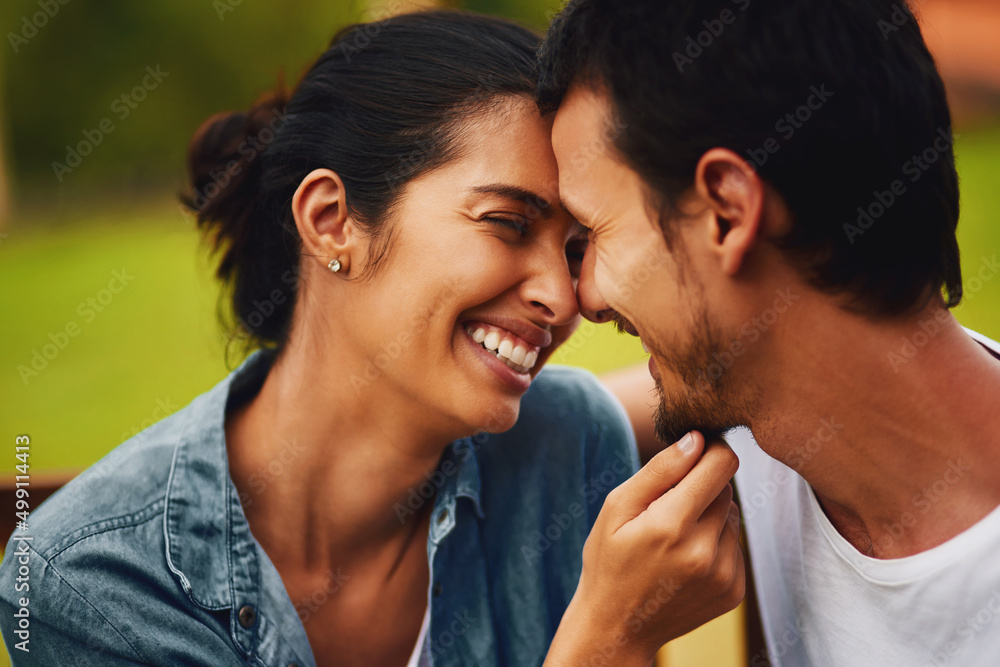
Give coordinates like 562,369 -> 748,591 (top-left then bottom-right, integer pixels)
0,10 -> 743,667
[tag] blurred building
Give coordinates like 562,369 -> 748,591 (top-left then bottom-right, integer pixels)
919,0 -> 1000,123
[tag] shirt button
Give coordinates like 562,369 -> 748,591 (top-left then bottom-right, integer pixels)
432,583 -> 443,597
436,508 -> 449,525
238,605 -> 256,629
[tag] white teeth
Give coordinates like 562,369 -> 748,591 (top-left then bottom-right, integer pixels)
466,324 -> 540,374
510,345 -> 527,366
641,339 -> 649,354
501,355 -> 529,373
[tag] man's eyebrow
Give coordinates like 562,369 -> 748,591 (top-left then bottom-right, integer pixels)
469,184 -> 554,219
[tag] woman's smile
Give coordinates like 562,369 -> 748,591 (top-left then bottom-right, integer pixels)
459,318 -> 550,392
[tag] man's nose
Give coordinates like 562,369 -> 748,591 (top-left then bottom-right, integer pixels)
577,242 -> 616,323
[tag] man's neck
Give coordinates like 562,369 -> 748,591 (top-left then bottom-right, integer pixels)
748,301 -> 1000,558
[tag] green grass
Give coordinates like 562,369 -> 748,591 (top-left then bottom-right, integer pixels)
1,209 -> 231,471
951,125 -> 1000,336
0,125 -> 999,665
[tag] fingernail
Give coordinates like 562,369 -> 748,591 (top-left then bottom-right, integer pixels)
678,432 -> 695,453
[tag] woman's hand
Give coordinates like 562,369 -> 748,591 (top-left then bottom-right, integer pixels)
544,431 -> 745,666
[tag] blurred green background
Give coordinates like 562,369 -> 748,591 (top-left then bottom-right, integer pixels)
1,1 -> 999,665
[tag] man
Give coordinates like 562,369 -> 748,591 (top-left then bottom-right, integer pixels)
539,0 -> 1000,664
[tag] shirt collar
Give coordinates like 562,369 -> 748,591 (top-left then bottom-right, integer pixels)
163,347 -> 275,611
451,437 -> 485,520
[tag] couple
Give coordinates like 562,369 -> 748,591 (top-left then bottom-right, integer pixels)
3,2 -> 999,666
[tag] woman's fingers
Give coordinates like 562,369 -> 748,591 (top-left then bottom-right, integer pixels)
639,438 -> 739,528
554,434 -> 746,664
603,431 -> 706,522
710,499 -> 746,609
699,482 -> 735,530
670,439 -> 740,521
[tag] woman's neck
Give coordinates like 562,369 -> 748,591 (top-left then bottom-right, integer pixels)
224,333 -> 454,576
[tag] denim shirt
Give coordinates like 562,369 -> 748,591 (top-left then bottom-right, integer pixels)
0,349 -> 638,666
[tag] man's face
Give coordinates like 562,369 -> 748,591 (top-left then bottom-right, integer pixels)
551,83 -> 750,443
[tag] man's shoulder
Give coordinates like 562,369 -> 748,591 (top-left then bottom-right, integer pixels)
965,327 -> 1000,357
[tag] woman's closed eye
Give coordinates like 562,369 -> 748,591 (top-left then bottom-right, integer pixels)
484,215 -> 529,237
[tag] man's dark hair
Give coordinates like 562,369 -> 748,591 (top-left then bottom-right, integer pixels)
538,0 -> 962,316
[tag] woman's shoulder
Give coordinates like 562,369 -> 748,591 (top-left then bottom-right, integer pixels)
476,364 -> 639,490
14,388 -> 213,562
0,383 -> 242,663
16,350 -> 266,567
524,364 -> 637,443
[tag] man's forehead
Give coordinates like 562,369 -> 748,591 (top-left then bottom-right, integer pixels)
551,86 -> 656,234
553,84 -> 631,184
554,82 -> 616,137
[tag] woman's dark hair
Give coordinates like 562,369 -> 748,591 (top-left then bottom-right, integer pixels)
183,10 -> 540,358
538,0 -> 962,318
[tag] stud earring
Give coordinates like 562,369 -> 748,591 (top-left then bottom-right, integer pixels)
328,259 -> 342,273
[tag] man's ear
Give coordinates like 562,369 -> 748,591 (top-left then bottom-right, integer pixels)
694,148 -> 765,276
291,168 -> 360,276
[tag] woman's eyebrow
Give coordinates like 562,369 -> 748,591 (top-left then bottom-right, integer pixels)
469,184 -> 554,218
558,193 -> 587,227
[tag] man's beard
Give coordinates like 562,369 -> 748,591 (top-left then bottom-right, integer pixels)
650,307 -> 751,446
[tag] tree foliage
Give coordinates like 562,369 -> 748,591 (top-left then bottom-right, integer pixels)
2,0 -> 564,206
3,0 -> 360,200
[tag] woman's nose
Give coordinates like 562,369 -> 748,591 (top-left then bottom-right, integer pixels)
520,249 -> 580,328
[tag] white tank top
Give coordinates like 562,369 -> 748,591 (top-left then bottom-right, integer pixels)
406,603 -> 431,667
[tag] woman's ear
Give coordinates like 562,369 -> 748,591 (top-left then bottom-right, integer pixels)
694,148 -> 765,276
291,168 -> 359,276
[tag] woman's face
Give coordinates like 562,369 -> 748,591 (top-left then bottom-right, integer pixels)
342,97 -> 586,436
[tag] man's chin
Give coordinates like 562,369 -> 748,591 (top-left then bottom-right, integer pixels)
646,314 -> 746,446
652,388 -> 737,446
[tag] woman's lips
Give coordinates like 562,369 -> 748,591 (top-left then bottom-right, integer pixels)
463,325 -> 534,392
464,321 -> 541,373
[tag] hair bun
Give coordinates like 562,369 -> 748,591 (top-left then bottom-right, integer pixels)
183,87 -> 288,283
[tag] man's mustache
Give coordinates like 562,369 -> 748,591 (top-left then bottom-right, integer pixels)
607,310 -> 640,337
